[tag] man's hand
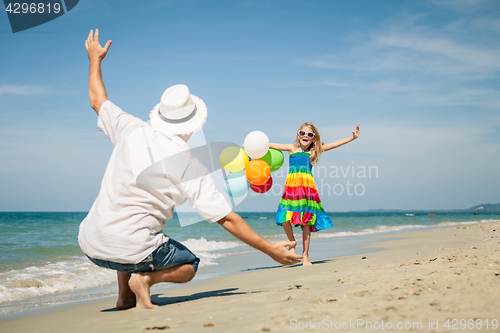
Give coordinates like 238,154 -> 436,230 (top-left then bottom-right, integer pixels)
268,241 -> 302,265
85,29 -> 112,63
353,124 -> 360,139
86,29 -> 111,115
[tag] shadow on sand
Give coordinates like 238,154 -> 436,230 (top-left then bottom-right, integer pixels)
101,287 -> 258,312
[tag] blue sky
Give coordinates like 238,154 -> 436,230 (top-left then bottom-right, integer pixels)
0,0 -> 499,212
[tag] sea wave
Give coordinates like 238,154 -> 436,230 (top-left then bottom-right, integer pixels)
0,238 -> 240,307
313,219 -> 500,239
313,224 -> 430,238
181,237 -> 240,266
0,257 -> 115,307
181,237 -> 240,252
438,219 -> 500,226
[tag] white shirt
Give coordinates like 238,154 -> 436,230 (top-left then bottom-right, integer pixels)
78,101 -> 232,264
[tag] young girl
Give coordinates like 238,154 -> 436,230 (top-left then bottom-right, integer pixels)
271,122 -> 360,266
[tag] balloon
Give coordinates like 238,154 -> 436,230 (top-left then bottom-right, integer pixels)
223,170 -> 249,198
243,131 -> 269,159
245,159 -> 271,185
260,148 -> 284,172
250,176 -> 273,193
219,146 -> 249,173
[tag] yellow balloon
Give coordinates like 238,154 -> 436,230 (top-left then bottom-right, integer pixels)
219,146 -> 249,172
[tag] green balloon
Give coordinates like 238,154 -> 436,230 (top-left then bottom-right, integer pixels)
261,148 -> 284,172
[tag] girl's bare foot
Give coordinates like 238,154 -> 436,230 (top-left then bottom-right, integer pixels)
128,274 -> 158,309
302,255 -> 312,266
288,244 -> 296,255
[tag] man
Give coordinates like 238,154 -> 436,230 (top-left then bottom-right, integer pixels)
78,30 -> 301,310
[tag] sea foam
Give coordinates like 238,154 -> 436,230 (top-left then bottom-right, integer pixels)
0,257 -> 115,307
313,219 -> 500,239
181,237 -> 240,267
0,238 -> 240,308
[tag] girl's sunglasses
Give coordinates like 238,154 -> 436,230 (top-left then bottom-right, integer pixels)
298,130 -> 315,138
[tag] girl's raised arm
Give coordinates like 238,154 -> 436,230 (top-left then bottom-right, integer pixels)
270,143 -> 295,153
322,124 -> 359,152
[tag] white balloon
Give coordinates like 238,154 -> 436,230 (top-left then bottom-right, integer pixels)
244,131 -> 270,159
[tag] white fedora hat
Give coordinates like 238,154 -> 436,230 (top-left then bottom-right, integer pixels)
149,84 -> 207,136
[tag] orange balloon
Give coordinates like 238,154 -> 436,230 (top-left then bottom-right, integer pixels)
245,159 -> 271,186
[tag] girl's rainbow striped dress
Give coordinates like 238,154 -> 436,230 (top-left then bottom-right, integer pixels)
276,151 -> 333,232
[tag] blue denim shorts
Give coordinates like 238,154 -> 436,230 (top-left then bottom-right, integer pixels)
87,238 -> 200,274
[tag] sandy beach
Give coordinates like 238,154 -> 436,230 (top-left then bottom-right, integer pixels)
1,221 -> 499,333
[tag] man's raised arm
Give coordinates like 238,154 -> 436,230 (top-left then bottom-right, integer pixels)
85,29 -> 112,115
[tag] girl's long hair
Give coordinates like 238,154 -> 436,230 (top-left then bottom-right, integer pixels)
294,122 -> 322,165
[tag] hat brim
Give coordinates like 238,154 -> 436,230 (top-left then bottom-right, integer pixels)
150,94 -> 207,136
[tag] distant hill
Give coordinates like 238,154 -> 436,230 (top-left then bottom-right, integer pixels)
466,203 -> 500,212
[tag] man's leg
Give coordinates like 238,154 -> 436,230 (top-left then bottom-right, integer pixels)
128,263 -> 196,309
116,271 -> 136,310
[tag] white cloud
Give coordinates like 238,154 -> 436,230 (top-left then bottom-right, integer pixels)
320,122 -> 499,158
281,77 -> 500,110
429,0 -> 497,11
0,84 -> 49,96
298,4 -> 500,111
374,34 -> 500,76
304,30 -> 500,80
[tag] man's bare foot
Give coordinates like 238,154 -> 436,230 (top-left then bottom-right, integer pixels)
128,274 -> 158,309
116,297 -> 136,310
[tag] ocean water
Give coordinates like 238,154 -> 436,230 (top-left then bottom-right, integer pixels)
0,211 -> 499,318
